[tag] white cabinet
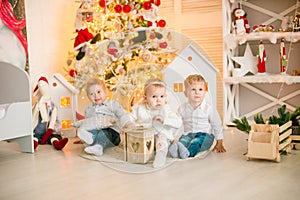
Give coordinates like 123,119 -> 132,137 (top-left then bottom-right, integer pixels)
223,0 -> 300,125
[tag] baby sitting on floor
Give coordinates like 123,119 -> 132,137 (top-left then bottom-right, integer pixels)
122,78 -> 184,168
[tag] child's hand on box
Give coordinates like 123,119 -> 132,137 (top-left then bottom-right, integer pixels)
124,122 -> 136,130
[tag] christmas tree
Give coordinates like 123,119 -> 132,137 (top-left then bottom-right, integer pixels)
65,0 -> 176,110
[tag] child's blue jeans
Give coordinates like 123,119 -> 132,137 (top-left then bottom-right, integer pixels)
89,128 -> 120,149
179,132 -> 214,157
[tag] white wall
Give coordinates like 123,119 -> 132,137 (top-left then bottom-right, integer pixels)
25,0 -> 78,87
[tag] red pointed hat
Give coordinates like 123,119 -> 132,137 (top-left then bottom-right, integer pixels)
33,76 -> 48,93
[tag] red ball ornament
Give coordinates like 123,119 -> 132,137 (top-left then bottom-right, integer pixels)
123,5 -> 131,13
147,21 -> 153,27
69,69 -> 78,78
159,41 -> 168,49
99,0 -> 106,8
150,0 -> 161,6
143,1 -> 152,10
114,4 -> 122,13
157,19 -> 166,27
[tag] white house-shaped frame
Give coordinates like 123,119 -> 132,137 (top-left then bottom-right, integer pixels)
49,73 -> 79,137
163,44 -> 219,109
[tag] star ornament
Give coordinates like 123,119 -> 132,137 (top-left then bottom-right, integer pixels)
231,43 -> 257,76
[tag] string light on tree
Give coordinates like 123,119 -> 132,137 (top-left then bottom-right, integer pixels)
65,0 -> 176,109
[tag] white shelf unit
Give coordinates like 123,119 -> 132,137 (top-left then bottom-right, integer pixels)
224,75 -> 300,124
223,0 -> 300,125
225,32 -> 300,47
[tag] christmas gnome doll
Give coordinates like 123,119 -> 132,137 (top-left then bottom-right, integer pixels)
32,76 -> 68,150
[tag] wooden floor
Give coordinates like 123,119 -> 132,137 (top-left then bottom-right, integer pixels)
0,128 -> 300,200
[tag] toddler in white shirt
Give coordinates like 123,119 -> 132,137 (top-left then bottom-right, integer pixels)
123,78 -> 182,168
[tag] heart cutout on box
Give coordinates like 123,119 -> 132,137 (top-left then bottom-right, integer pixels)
146,140 -> 152,151
131,142 -> 140,152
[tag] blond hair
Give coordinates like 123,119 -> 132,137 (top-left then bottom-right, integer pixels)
85,78 -> 106,96
184,74 -> 206,90
143,78 -> 166,95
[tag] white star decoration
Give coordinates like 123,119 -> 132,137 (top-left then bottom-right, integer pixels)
231,43 -> 257,76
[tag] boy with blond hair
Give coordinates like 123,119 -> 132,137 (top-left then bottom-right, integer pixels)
169,74 -> 226,158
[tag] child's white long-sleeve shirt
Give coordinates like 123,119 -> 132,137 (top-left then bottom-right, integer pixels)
124,103 -> 182,140
178,99 -> 223,140
85,100 -> 129,132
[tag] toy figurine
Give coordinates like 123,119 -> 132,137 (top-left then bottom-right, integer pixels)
280,38 -> 287,74
257,40 -> 267,74
32,76 -> 68,150
74,2 -> 94,60
232,8 -> 250,35
293,12 -> 300,32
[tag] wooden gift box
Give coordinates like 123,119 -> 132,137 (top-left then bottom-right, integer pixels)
291,135 -> 300,150
246,121 -> 292,162
123,127 -> 155,164
291,126 -> 300,149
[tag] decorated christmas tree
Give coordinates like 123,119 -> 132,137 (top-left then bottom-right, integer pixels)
65,0 -> 177,110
